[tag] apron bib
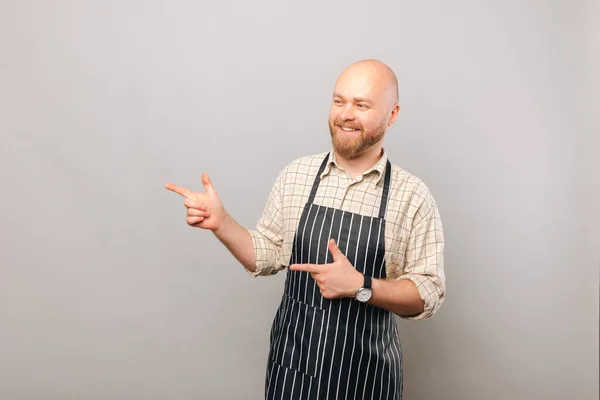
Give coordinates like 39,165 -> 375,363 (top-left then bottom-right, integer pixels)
265,153 -> 403,400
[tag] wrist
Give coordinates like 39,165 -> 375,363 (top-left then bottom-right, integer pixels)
348,271 -> 365,298
213,209 -> 231,235
353,273 -> 374,303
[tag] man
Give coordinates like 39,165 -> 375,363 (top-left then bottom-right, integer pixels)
165,59 -> 445,400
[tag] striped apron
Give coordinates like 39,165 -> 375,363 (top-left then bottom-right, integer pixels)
265,153 -> 403,399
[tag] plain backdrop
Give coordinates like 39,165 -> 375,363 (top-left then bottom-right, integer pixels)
1,1 -> 598,399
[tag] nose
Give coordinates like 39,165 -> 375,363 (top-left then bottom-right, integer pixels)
339,104 -> 355,121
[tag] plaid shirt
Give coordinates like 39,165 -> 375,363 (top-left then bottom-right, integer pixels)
247,149 -> 445,320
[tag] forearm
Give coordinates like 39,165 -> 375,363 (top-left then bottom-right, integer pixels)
368,278 -> 425,317
212,212 -> 257,272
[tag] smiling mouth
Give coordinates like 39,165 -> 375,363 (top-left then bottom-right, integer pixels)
338,125 -> 360,132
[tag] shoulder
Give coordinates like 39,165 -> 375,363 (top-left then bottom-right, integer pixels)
276,151 -> 330,184
388,161 -> 439,217
283,151 -> 329,174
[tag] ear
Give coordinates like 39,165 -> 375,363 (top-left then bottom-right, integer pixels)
387,103 -> 400,126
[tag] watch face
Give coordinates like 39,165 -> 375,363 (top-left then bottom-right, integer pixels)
356,288 -> 372,302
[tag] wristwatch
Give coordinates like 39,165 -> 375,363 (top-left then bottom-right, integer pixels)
355,274 -> 372,302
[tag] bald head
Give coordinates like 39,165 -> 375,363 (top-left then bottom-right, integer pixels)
335,59 -> 399,108
328,59 -> 401,160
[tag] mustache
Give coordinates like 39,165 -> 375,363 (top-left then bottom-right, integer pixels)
332,119 -> 363,130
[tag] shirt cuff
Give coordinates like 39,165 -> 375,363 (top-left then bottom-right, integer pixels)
397,274 -> 443,320
246,229 -> 281,277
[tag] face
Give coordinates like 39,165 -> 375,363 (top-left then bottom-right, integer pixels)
328,69 -> 397,159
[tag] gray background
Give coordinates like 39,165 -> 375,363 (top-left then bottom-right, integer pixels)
1,1 -> 598,399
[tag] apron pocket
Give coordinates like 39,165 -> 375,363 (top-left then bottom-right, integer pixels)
271,295 -> 326,378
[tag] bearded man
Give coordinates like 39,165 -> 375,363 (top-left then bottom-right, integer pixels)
166,59 -> 445,400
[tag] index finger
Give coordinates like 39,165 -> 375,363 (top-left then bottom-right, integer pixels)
289,263 -> 323,274
165,183 -> 194,199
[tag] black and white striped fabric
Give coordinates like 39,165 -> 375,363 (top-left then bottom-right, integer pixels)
265,153 -> 403,400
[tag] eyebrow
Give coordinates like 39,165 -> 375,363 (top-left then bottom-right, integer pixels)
333,93 -> 374,104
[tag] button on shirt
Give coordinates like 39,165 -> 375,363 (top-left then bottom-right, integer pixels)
247,149 -> 445,320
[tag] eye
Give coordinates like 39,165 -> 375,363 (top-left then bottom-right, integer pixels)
334,99 -> 344,105
357,103 -> 368,110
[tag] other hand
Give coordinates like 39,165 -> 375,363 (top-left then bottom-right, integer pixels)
289,239 -> 363,299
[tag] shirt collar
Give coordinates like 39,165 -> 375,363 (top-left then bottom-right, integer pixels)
321,148 -> 389,184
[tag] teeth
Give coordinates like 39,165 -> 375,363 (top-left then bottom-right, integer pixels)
341,127 -> 358,132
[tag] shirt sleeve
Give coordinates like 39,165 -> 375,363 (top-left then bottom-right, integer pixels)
397,193 -> 445,320
245,169 -> 287,277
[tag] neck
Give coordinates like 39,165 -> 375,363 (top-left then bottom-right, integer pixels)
335,143 -> 384,179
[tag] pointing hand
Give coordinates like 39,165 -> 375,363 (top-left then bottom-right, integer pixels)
289,239 -> 363,299
165,173 -> 227,231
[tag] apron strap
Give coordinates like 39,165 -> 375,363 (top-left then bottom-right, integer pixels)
307,152 -> 331,205
378,159 -> 392,219
308,153 -> 392,220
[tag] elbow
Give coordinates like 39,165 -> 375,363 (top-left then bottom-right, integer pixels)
400,271 -> 445,320
401,284 -> 444,321
394,299 -> 425,319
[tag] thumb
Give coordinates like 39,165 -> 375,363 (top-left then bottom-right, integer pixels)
328,238 -> 345,262
202,173 -> 215,194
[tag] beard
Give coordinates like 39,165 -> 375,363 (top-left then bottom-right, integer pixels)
328,117 -> 387,159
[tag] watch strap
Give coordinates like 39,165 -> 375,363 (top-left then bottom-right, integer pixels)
363,274 -> 372,289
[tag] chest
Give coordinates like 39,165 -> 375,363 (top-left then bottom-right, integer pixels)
302,173 -> 386,219
281,170 -> 411,279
